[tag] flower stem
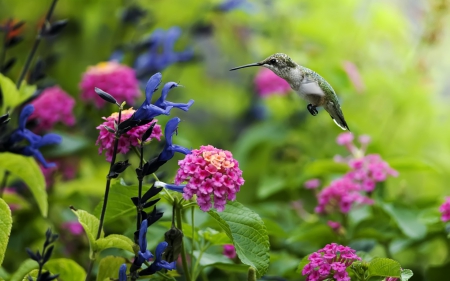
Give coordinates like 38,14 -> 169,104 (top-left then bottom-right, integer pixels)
0,170 -> 10,198
175,199 -> 191,281
0,21 -> 9,73
16,0 -> 58,88
85,108 -> 122,281
136,143 -> 144,231
190,206 -> 195,274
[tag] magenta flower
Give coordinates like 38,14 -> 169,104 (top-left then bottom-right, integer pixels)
29,86 -> 75,132
80,61 -> 140,108
327,221 -> 342,232
345,154 -> 398,192
254,68 -> 291,97
315,177 -> 373,214
304,179 -> 321,189
301,243 -> 361,281
62,221 -> 84,235
96,108 -> 162,161
223,244 -> 237,259
174,145 -> 245,212
439,197 -> 450,222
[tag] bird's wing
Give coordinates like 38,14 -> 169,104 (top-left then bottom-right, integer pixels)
299,81 -> 325,96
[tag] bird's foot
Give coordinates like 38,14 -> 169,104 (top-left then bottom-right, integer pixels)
307,104 -> 318,116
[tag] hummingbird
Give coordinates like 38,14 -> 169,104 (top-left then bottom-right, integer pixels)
230,53 -> 350,131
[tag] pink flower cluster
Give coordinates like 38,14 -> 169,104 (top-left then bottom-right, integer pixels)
96,109 -> 162,161
312,133 -> 398,214
175,145 -> 245,212
29,86 -> 76,132
254,68 -> 291,97
315,177 -> 373,214
80,61 -> 140,108
223,244 -> 237,259
439,197 -> 450,222
302,243 -> 361,281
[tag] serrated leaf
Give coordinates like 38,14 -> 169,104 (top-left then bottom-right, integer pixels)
95,234 -> 135,254
401,269 -> 414,281
208,201 -> 270,278
0,199 -> 12,266
93,181 -> 153,223
0,153 -> 47,217
9,259 -> 38,281
367,258 -> 401,278
0,73 -> 20,113
45,259 -> 85,281
71,208 -> 104,257
97,256 -> 127,281
381,203 -> 427,240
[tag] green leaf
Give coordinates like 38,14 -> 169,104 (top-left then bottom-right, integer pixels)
198,228 -> 231,245
381,203 -> 427,240
303,159 -> 349,177
0,73 -> 20,113
212,263 -> 250,274
10,259 -> 38,281
71,208 -> 104,257
388,158 -> 438,173
45,259 -> 86,281
193,251 -> 233,267
97,256 -> 127,281
367,258 -> 401,279
0,198 -> 12,267
208,201 -> 270,278
93,181 -> 154,223
257,175 -> 286,199
401,269 -> 414,281
95,234 -> 135,254
296,255 -> 310,274
0,153 -> 47,217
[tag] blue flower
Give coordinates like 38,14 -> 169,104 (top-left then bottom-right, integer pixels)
134,27 -> 193,78
133,73 -> 173,121
154,82 -> 194,111
139,242 -> 176,275
7,105 -> 61,168
152,242 -> 177,271
155,181 -> 186,193
158,117 -> 191,162
119,264 -> 127,281
137,220 -> 153,264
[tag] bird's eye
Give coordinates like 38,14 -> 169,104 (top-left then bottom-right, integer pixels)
270,59 -> 277,64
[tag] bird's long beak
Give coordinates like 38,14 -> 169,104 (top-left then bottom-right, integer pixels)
229,62 -> 262,71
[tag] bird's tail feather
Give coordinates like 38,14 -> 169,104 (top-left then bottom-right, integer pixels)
326,104 -> 350,131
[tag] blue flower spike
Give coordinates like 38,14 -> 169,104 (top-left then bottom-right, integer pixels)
137,220 -> 153,264
158,117 -> 191,162
154,241 -> 176,271
8,105 -> 62,168
155,181 -> 186,193
154,82 -> 194,111
119,264 -> 127,281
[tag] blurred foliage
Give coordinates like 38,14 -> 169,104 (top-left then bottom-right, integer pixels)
1,0 -> 450,280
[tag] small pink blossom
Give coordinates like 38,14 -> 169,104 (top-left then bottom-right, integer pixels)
304,179 -> 321,189
327,221 -> 341,232
80,61 -> 140,108
315,178 -> 373,214
96,109 -> 162,161
439,197 -> 450,222
254,68 -> 291,97
342,61 -> 365,93
62,221 -> 84,235
223,244 -> 236,259
29,86 -> 76,132
336,132 -> 354,148
301,243 -> 361,281
175,145 -> 244,212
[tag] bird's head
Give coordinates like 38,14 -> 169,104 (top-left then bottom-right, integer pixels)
230,53 -> 297,79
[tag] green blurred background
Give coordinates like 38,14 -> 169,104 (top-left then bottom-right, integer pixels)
1,0 -> 450,280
